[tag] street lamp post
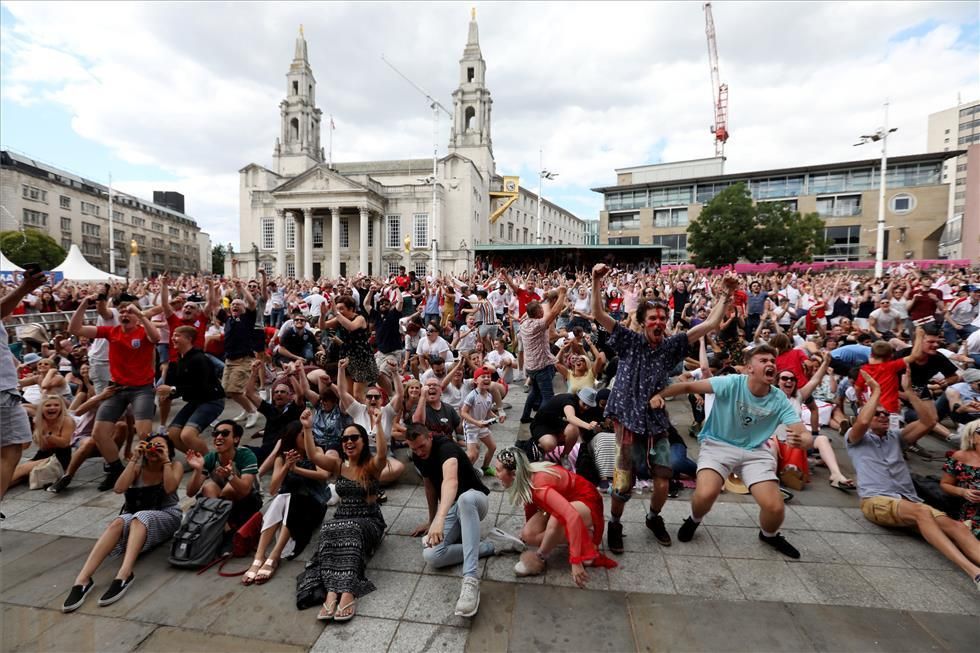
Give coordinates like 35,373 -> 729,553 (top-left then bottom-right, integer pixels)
854,101 -> 898,278
535,148 -> 558,245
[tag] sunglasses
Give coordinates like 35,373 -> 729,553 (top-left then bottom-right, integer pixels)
213,428 -> 234,438
366,394 -> 382,400
778,376 -> 796,382
340,434 -> 360,443
874,410 -> 889,418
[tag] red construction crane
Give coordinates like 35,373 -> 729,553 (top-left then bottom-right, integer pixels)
703,2 -> 729,157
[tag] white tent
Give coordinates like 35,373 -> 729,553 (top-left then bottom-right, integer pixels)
51,244 -> 126,282
0,251 -> 24,272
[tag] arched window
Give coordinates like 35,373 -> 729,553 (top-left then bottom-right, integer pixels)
464,106 -> 476,130
290,118 -> 299,141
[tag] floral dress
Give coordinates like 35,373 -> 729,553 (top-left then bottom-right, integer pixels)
340,326 -> 378,385
942,455 -> 980,538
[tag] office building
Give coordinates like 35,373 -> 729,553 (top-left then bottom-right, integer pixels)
927,99 -> 979,259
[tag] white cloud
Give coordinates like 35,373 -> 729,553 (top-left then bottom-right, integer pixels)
1,1 -> 977,246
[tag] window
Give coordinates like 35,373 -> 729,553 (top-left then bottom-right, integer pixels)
312,218 -> 323,248
340,218 -> 350,248
151,221 -> 164,232
940,216 -> 962,246
82,221 -> 100,236
413,213 -> 429,248
60,196 -> 71,209
261,261 -> 274,275
608,212 -> 640,231
134,234 -> 146,245
152,237 -> 164,249
608,236 -> 639,245
758,198 -> 799,212
292,80 -> 298,95
114,229 -> 125,242
464,106 -> 476,130
367,221 -> 374,247
112,210 -> 124,221
170,243 -> 181,253
414,262 -> 427,277
21,184 -> 47,202
808,172 -> 847,195
959,118 -> 980,131
815,194 -> 861,217
286,262 -> 296,278
80,201 -> 100,216
750,176 -> 804,200
290,118 -> 299,140
169,226 -> 180,236
958,134 -> 980,146
890,193 -> 915,214
653,208 -> 688,227
62,237 -> 73,251
60,217 -> 72,232
696,181 -> 740,204
286,219 -> 295,248
959,105 -> 980,117
386,215 -> 401,248
83,242 -> 103,257
651,234 -> 688,262
507,223 -> 514,241
649,185 -> 693,208
387,262 -> 401,276
260,217 -> 274,249
817,225 -> 860,261
467,67 -> 475,82
22,208 -> 48,227
132,215 -> 145,227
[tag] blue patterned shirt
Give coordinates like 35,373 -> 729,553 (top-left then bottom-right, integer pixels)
604,325 -> 688,438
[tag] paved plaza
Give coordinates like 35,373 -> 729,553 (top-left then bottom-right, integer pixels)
2,391 -> 978,652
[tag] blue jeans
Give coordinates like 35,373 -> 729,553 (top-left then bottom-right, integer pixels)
269,308 -> 285,328
422,489 -> 492,578
670,442 -> 697,478
943,322 -> 977,347
521,364 -> 556,422
206,353 -> 225,376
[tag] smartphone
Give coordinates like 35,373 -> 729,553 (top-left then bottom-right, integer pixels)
23,262 -> 42,276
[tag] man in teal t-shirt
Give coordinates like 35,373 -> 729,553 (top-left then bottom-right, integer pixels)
185,419 -> 261,529
651,344 -> 811,558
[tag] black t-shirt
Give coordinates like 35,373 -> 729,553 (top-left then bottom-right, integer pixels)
419,402 -> 461,438
372,307 -> 403,354
258,400 -> 304,448
412,436 -> 489,501
896,347 -> 958,397
281,328 -> 317,357
533,393 -> 579,427
224,308 -> 258,358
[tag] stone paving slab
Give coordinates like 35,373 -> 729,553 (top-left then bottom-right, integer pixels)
509,583 -> 635,652
135,626 -> 305,652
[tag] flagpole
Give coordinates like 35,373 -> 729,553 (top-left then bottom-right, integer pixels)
108,173 -> 115,274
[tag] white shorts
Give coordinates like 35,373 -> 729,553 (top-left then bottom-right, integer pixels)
465,428 -> 492,445
697,438 -> 778,488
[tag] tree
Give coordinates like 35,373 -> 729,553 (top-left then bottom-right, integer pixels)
686,183 -> 826,266
755,202 -> 826,265
0,230 -> 67,270
686,183 -> 755,268
212,244 -> 226,274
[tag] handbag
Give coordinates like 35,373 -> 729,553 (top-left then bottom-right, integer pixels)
28,456 -> 64,490
196,510 -> 264,577
123,484 -> 167,514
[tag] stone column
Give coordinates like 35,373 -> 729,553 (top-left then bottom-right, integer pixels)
373,213 -> 383,276
359,206 -> 369,275
293,210 -> 303,278
329,207 -> 341,279
303,208 -> 314,280
276,209 -> 287,276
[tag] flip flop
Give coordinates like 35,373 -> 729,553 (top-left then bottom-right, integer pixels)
830,479 -> 856,492
317,598 -> 338,622
254,558 -> 278,585
334,598 -> 357,622
242,559 -> 264,586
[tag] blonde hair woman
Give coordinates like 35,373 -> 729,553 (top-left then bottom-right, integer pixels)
494,447 -> 615,588
940,419 -> 980,538
10,395 -> 74,489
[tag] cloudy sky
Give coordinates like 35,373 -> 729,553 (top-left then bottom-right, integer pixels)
1,1 -> 977,248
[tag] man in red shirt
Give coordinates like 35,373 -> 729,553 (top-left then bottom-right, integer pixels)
906,275 -> 944,329
153,277 -> 212,425
68,295 -> 160,490
502,269 -> 541,383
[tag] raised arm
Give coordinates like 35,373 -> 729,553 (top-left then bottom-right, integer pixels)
798,353 -> 830,402
848,371 -> 880,444
686,275 -> 737,344
300,408 -> 341,474
67,297 -> 99,339
336,358 -> 356,411
1,270 -> 46,319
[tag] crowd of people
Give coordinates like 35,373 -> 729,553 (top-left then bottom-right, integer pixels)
2,259 -> 979,620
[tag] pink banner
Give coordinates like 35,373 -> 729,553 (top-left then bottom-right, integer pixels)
662,259 -> 974,275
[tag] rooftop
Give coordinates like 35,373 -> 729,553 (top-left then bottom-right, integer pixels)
592,150 -> 965,193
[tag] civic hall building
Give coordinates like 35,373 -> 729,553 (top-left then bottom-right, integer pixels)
236,14 -> 585,280
593,151 -> 968,264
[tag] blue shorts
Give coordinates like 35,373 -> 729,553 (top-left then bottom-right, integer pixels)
95,385 -> 156,423
169,398 -> 225,432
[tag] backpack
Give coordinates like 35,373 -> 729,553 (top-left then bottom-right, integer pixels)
168,498 -> 233,569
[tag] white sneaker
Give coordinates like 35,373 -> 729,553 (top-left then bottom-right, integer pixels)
244,412 -> 259,428
454,577 -> 480,617
232,411 -> 248,422
487,527 -> 525,554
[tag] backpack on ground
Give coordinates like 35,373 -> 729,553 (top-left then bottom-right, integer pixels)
169,498 -> 233,569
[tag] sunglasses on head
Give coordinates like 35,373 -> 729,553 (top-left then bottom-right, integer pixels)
340,434 -> 360,443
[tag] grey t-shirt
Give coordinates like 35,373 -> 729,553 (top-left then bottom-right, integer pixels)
845,427 -> 920,502
868,308 -> 899,333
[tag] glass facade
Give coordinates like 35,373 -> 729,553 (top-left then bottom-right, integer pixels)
652,234 -> 687,262
608,212 -> 641,230
817,225 -> 861,261
749,176 -> 804,199
653,207 -> 688,227
608,236 -> 639,245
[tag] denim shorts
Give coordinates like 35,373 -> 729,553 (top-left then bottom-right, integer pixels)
95,384 -> 156,423
169,399 -> 225,432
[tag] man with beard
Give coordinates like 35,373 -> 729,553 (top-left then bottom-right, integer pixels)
650,344 -> 811,558
68,295 -> 161,490
590,263 -> 733,553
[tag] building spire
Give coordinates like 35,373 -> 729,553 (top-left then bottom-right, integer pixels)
465,8 -> 481,56
294,24 -> 308,62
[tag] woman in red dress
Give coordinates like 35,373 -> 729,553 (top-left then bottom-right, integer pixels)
494,447 -> 614,588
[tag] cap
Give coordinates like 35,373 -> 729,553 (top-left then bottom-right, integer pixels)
473,366 -> 493,379
577,387 -> 597,407
22,353 -> 42,364
960,369 -> 980,383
